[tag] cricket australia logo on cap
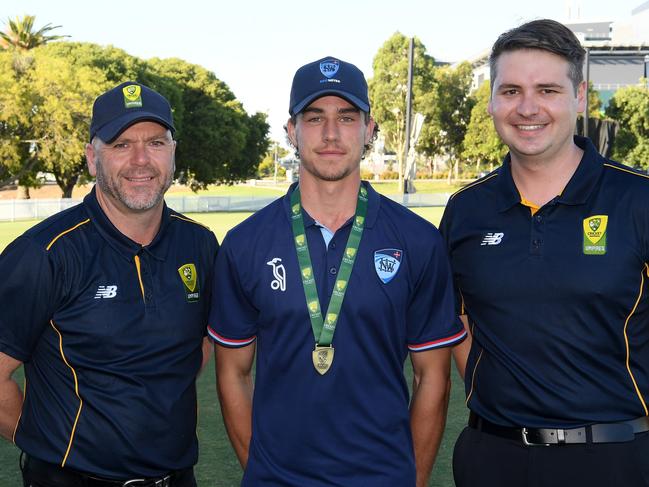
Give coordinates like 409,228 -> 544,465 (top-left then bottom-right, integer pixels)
374,248 -> 403,284
122,84 -> 143,108
320,59 -> 340,79
178,263 -> 200,302
583,215 -> 608,255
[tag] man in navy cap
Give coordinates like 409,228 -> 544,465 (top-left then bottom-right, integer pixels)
0,81 -> 218,486
209,57 -> 465,486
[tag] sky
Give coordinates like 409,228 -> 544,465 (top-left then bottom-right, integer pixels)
6,0 -> 644,145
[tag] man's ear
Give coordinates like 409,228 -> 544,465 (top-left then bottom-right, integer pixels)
86,143 -> 98,177
287,117 -> 298,148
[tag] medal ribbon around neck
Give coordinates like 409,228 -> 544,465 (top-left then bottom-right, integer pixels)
290,184 -> 368,373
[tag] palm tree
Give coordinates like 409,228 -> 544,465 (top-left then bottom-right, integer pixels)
0,14 -> 68,52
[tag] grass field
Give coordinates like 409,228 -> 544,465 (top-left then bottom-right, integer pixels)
0,204 -> 464,487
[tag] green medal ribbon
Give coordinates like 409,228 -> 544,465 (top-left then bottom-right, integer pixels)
290,184 -> 368,375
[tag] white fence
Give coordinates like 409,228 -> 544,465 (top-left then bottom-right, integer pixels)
0,193 -> 451,222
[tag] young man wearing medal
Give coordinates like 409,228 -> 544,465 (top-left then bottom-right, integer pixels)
208,56 -> 466,487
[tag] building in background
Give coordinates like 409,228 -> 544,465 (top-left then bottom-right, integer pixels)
468,1 -> 649,110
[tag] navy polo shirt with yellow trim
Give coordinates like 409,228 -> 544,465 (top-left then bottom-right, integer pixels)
440,136 -> 649,429
0,187 -> 218,478
209,181 -> 464,487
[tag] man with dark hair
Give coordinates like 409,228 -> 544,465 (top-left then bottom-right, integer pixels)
210,56 -> 466,487
0,81 -> 218,486
442,19 -> 649,487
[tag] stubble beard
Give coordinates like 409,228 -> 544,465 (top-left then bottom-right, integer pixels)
94,154 -> 174,211
298,149 -> 361,183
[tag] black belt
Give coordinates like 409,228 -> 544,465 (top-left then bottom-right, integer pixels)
21,453 -> 192,487
468,412 -> 649,446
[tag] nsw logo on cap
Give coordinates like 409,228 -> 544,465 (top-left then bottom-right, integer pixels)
122,85 -> 143,108
320,60 -> 339,79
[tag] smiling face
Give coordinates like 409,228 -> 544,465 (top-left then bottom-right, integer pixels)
488,48 -> 585,166
287,96 -> 374,183
86,121 -> 176,215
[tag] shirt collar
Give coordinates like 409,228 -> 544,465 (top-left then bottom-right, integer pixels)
84,186 -> 171,261
282,180 -> 380,229
495,135 -> 604,212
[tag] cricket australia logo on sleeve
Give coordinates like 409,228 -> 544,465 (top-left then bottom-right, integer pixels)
583,215 -> 608,255
122,84 -> 143,108
178,263 -> 200,302
374,248 -> 403,284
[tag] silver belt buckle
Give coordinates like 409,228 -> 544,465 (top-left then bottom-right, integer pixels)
521,427 -> 550,446
123,480 -> 146,486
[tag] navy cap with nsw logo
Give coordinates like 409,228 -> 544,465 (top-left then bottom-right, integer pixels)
288,56 -> 370,116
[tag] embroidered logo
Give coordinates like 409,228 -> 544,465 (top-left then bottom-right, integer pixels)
320,59 -> 340,78
583,215 -> 608,255
122,84 -> 142,108
374,248 -> 403,284
267,257 -> 286,291
178,263 -> 200,302
480,232 -> 504,246
94,285 -> 117,299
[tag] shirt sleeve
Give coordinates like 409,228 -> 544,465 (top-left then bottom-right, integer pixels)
0,236 -> 60,362
207,235 -> 258,348
406,228 -> 466,352
439,201 -> 465,316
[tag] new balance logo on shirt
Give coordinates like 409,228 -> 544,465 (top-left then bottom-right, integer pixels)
481,233 -> 504,246
94,285 -> 118,299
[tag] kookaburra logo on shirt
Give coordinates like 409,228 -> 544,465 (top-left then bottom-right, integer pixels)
94,285 -> 117,299
267,258 -> 286,291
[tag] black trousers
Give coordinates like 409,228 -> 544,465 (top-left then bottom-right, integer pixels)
20,454 -> 197,487
453,426 -> 649,487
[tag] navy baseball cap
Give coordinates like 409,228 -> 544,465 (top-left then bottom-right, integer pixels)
289,56 -> 370,116
89,81 -> 175,143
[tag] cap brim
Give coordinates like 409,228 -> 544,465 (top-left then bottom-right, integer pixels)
291,90 -> 370,116
93,112 -> 175,143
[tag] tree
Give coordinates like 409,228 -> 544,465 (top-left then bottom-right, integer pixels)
587,81 -> 602,118
368,33 -> 436,189
28,49 -> 111,197
0,15 -> 68,197
605,83 -> 649,170
0,15 -> 67,51
147,57 -> 268,189
17,43 -> 143,197
418,62 -> 475,181
0,40 -> 269,197
461,81 -> 507,173
258,142 -> 289,179
0,51 -> 39,188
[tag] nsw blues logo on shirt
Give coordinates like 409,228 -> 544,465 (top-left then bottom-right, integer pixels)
374,248 -> 403,284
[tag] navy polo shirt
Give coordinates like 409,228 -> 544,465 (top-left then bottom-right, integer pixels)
0,187 -> 218,478
209,181 -> 465,487
440,136 -> 649,429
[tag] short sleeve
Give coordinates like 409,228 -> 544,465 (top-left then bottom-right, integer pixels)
406,229 -> 466,352
207,236 -> 258,348
439,202 -> 465,316
0,237 -> 60,361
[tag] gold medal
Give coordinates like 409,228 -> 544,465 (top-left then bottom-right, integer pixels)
312,345 -> 334,375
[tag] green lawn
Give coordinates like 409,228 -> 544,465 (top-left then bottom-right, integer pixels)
0,206 -> 465,487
